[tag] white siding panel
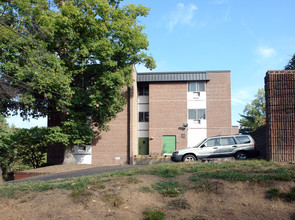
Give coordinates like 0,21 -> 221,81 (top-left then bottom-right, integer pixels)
138,96 -> 149,104
138,103 -> 149,112
138,122 -> 149,130
187,91 -> 206,101
187,100 -> 206,109
138,130 -> 149,138
74,154 -> 92,164
187,128 -> 207,148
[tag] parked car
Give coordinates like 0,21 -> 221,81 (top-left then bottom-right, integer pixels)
171,134 -> 258,162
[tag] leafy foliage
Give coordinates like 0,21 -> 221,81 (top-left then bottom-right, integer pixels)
238,88 -> 266,134
0,0 -> 156,146
0,116 -> 14,178
285,54 -> 295,70
11,127 -> 48,168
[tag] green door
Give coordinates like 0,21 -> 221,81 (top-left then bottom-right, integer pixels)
163,136 -> 176,154
138,138 -> 149,155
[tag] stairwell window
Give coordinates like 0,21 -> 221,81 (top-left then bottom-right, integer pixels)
188,82 -> 206,92
188,109 -> 206,120
138,84 -> 149,96
139,112 -> 149,122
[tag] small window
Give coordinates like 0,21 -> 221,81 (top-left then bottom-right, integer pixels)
138,84 -> 149,96
139,112 -> 149,122
205,138 -> 220,147
236,136 -> 251,144
188,82 -> 206,92
188,109 -> 206,120
220,137 -> 236,146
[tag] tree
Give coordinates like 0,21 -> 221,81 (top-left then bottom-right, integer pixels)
0,0 -> 155,148
0,115 -> 14,179
11,127 -> 48,169
285,54 -> 295,70
238,88 -> 266,134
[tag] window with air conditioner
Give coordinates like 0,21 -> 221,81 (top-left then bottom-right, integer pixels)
188,82 -> 206,92
188,109 -> 206,121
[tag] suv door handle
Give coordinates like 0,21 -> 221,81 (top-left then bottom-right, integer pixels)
232,146 -> 237,148
213,147 -> 218,149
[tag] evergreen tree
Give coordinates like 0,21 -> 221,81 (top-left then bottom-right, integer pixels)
238,89 -> 266,134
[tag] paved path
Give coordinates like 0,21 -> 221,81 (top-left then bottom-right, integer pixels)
8,165 -> 144,183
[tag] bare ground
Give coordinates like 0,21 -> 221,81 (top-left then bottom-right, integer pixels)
1,166 -> 295,220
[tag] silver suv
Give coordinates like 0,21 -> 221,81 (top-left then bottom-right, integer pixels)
171,135 -> 257,162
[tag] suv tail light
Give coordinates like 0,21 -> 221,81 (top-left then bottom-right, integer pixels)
254,142 -> 257,150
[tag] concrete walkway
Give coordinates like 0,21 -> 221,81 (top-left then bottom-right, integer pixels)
8,165 -> 144,183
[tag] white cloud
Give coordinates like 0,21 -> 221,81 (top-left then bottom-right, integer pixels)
224,7 -> 231,22
168,3 -> 198,31
135,64 -> 152,73
231,88 -> 254,106
232,97 -> 246,105
212,0 -> 229,5
255,46 -> 276,59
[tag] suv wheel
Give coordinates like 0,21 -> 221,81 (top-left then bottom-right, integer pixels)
235,151 -> 247,160
183,154 -> 197,162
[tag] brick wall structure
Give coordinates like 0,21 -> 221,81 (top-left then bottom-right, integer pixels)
91,68 -> 138,165
265,70 -> 295,162
206,71 -> 234,137
149,82 -> 188,154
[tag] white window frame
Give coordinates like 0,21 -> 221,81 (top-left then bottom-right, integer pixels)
188,109 -> 206,120
188,82 -> 206,92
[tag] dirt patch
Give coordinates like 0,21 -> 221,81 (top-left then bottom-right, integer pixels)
20,164 -> 103,174
1,172 -> 295,220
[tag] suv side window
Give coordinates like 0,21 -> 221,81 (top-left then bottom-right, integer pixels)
220,137 -> 236,146
205,138 -> 220,147
235,136 -> 251,144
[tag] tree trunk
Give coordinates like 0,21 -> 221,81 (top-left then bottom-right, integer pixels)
62,145 -> 76,165
0,167 -> 3,183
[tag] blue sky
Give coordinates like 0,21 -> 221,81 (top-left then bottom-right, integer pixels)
7,0 -> 295,128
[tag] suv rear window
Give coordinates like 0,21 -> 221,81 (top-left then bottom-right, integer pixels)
235,136 -> 251,144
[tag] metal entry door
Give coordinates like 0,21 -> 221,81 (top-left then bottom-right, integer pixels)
138,138 -> 149,155
163,135 -> 176,154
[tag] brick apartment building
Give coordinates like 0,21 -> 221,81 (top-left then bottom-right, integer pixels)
88,69 -> 238,165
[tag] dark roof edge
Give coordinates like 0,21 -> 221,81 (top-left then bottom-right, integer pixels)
137,70 -> 231,74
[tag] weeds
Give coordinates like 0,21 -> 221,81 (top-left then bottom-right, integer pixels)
135,163 -> 182,178
266,187 -> 295,202
152,180 -> 185,197
139,186 -> 154,193
143,208 -> 165,220
167,199 -> 190,210
193,180 -> 215,192
101,192 -> 123,207
266,188 -> 280,200
190,165 -> 293,183
0,160 -> 294,199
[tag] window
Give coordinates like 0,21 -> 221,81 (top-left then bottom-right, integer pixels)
235,136 -> 251,144
220,137 -> 236,146
188,109 -> 206,120
139,112 -> 149,122
188,82 -> 206,92
138,84 -> 149,96
205,138 -> 220,147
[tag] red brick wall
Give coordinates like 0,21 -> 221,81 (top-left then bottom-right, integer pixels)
149,82 -> 187,154
92,104 -> 129,165
265,70 -> 295,162
206,71 -> 233,137
91,67 -> 138,165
